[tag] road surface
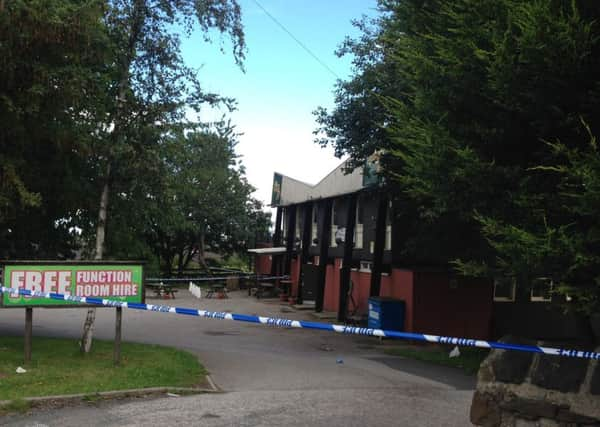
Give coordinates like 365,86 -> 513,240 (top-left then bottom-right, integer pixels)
0,290 -> 475,426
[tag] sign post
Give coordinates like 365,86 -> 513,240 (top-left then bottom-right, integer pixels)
1,261 -> 144,363
114,307 -> 122,365
24,307 -> 32,363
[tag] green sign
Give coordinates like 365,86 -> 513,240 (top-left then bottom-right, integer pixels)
2,263 -> 144,307
271,173 -> 282,206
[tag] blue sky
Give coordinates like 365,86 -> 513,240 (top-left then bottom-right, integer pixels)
180,0 -> 379,207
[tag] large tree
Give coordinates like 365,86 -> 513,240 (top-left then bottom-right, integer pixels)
77,0 -> 246,351
317,0 -> 600,314
0,0 -> 109,258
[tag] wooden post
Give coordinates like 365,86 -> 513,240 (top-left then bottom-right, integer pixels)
297,202 -> 313,304
338,194 -> 357,322
316,199 -> 332,312
370,194 -> 388,297
24,307 -> 32,363
114,307 -> 122,366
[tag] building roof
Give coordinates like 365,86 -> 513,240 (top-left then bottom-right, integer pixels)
271,159 -> 378,207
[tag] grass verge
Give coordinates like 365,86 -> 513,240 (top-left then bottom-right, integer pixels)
0,336 -> 206,401
383,344 -> 489,375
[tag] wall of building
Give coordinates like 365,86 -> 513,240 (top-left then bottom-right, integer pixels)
412,272 -> 493,339
492,284 -> 593,342
380,269 -> 414,332
254,251 -> 272,275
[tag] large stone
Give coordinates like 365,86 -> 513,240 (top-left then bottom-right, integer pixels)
471,391 -> 501,426
591,362 -> 600,395
492,336 -> 536,384
500,397 -> 558,420
537,418 -> 560,427
555,406 -> 600,425
531,344 -> 589,392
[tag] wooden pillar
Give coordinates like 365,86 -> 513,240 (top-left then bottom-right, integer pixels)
338,194 -> 357,322
297,202 -> 313,304
284,205 -> 297,275
316,199 -> 332,312
113,307 -> 122,366
271,206 -> 283,277
370,194 -> 388,297
24,307 -> 32,363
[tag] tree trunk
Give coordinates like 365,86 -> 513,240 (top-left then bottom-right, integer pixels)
197,230 -> 210,272
79,0 -> 146,354
177,245 -> 185,276
81,164 -> 110,353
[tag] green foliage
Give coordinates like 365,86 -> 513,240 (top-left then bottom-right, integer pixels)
106,123 -> 270,275
0,0 -> 110,258
0,1 -> 263,272
319,0 -> 600,313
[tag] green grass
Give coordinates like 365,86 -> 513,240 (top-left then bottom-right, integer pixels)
383,344 -> 489,375
0,336 -> 206,400
0,398 -> 30,414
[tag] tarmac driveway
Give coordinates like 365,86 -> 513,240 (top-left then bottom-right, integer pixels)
0,290 -> 475,426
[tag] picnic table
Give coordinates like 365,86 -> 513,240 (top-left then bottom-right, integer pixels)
146,283 -> 179,299
205,284 -> 228,299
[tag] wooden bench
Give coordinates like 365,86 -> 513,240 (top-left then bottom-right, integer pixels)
146,284 -> 178,299
254,282 -> 275,299
205,284 -> 228,299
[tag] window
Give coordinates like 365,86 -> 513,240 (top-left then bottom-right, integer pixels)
359,261 -> 372,272
494,277 -> 516,302
311,205 -> 318,246
281,209 -> 287,241
385,200 -> 392,251
354,197 -> 364,249
531,277 -> 553,302
330,200 -> 338,247
295,208 -> 302,248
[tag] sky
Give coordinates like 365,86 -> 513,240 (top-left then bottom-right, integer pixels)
179,0 -> 379,208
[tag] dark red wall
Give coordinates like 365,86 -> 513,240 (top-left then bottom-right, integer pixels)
412,272 -> 493,339
254,254 -> 272,276
290,257 -> 492,339
380,269 -> 414,332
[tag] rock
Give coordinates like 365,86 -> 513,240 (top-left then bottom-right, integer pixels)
492,336 -> 536,384
531,344 -> 589,392
590,360 -> 600,395
500,397 -> 557,420
555,406 -> 599,425
514,418 -> 537,427
471,391 -> 501,426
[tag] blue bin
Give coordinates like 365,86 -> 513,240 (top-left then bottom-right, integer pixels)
368,297 -> 405,331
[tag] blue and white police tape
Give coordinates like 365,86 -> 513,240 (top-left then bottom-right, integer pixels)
2,286 -> 599,360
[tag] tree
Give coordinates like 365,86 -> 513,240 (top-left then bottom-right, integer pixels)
0,0 -> 109,259
317,0 -> 600,314
128,125 -> 269,276
79,0 -> 246,352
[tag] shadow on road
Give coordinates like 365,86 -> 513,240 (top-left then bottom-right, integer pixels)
368,356 -> 477,391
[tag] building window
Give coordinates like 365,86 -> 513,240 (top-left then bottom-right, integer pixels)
531,277 -> 553,302
311,205 -> 318,246
295,208 -> 302,248
359,261 -> 372,272
281,209 -> 287,241
494,277 -> 516,302
354,197 -> 364,249
330,200 -> 338,247
385,200 -> 392,251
